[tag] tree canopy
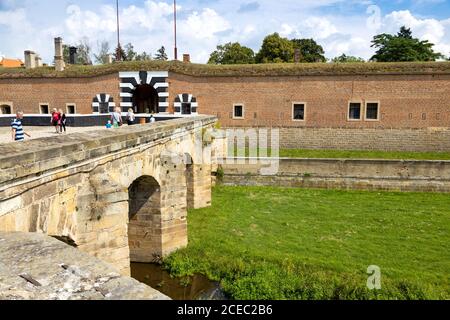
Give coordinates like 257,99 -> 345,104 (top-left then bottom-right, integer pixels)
154,46 -> 168,61
291,38 -> 326,63
370,26 -> 442,62
255,33 -> 294,63
208,42 -> 255,65
332,54 -> 365,63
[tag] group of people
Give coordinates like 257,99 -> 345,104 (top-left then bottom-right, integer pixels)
106,107 -> 156,128
10,107 -> 158,143
51,108 -> 67,134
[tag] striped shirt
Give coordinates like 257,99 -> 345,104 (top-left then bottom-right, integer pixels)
11,118 -> 25,141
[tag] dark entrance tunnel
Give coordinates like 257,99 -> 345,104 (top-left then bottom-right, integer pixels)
132,85 -> 159,114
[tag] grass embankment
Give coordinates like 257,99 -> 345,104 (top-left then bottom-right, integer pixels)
164,186 -> 450,300
230,148 -> 450,160
1,61 -> 450,78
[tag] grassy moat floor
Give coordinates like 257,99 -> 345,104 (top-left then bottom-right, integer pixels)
231,148 -> 450,160
164,186 -> 450,300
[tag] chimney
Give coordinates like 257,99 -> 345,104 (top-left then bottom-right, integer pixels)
183,54 -> 191,63
24,50 -> 36,69
106,54 -> 114,64
69,46 -> 77,64
35,55 -> 43,67
54,37 -> 65,71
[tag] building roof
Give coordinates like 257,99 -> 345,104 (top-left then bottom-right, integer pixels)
0,60 -> 450,79
0,58 -> 24,68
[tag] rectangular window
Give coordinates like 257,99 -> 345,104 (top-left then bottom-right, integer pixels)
292,103 -> 306,121
348,102 -> 362,121
365,102 -> 379,121
66,104 -> 76,114
39,104 -> 49,114
0,104 -> 12,114
233,104 -> 244,119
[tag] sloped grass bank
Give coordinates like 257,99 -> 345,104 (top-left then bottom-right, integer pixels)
164,186 -> 450,300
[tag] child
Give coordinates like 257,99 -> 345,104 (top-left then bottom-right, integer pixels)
58,108 -> 67,133
106,120 -> 112,129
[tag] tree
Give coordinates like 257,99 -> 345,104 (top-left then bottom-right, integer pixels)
255,33 -> 294,63
62,45 -> 70,64
124,43 -> 138,61
332,54 -> 365,63
370,26 -> 442,62
94,41 -> 111,64
136,51 -> 152,61
208,42 -> 255,65
114,44 -> 126,61
154,46 -> 168,61
291,38 -> 326,63
76,38 -> 92,65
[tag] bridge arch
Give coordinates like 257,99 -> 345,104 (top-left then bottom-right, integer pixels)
128,175 -> 162,263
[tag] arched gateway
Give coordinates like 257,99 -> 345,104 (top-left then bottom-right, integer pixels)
119,71 -> 169,113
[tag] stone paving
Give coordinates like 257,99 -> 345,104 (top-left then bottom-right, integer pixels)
0,126 -> 108,144
0,232 -> 170,300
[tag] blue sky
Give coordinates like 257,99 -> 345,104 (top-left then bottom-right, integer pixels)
1,0 -> 449,63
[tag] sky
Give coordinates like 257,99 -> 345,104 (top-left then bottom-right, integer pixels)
0,0 -> 450,64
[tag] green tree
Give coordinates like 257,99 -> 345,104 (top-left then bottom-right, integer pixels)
291,38 -> 326,63
208,42 -> 255,65
370,26 -> 442,62
62,45 -> 70,64
136,51 -> 152,61
124,43 -> 138,61
94,41 -> 111,64
154,46 -> 168,61
332,54 -> 365,63
256,33 -> 294,63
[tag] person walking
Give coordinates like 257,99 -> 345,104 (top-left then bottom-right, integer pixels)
51,108 -> 60,134
111,107 -> 123,128
59,108 -> 67,133
11,111 -> 31,142
126,108 -> 136,126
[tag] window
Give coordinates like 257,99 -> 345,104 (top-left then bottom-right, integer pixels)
39,104 -> 49,114
348,102 -> 362,121
0,104 -> 12,114
292,103 -> 306,121
66,104 -> 76,114
365,102 -> 380,121
233,104 -> 244,119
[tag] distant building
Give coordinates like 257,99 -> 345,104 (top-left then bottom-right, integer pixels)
0,58 -> 24,68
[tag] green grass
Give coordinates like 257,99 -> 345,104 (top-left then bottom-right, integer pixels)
230,148 -> 450,160
1,60 -> 450,78
164,186 -> 450,300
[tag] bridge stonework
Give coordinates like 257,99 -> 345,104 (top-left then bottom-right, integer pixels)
0,116 -> 218,275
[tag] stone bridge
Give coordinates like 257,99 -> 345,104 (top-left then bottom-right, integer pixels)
0,116 -> 219,275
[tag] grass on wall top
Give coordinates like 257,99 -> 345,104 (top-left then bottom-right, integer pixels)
1,60 -> 450,79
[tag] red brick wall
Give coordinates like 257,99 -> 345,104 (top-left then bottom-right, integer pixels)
169,72 -> 450,129
1,71 -> 450,130
0,74 -> 120,115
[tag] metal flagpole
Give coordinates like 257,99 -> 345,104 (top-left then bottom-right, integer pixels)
116,0 -> 121,61
174,0 -> 178,60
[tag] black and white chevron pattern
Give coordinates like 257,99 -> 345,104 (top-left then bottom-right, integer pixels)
92,94 -> 115,114
119,71 -> 169,113
174,93 -> 198,115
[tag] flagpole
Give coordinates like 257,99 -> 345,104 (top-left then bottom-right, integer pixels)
116,0 -> 121,61
174,0 -> 178,61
